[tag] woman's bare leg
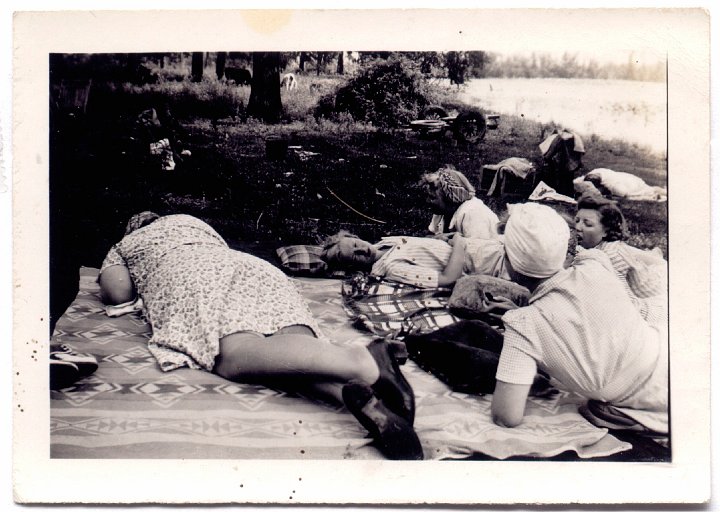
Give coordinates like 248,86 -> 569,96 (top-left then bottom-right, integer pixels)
213,331 -> 379,389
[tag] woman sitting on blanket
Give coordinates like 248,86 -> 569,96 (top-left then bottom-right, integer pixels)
99,211 -> 423,460
420,164 -> 500,240
490,203 -> 668,436
320,229 -> 508,288
574,194 -> 667,325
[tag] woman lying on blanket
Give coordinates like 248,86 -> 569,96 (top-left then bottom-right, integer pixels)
99,211 -> 423,460
320,229 -> 508,288
574,194 -> 667,325
420,165 -> 500,240
490,203 -> 668,436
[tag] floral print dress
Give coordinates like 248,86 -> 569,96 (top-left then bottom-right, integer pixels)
101,214 -> 322,372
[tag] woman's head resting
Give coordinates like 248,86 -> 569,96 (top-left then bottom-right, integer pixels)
125,211 -> 161,235
504,203 -> 570,279
320,230 -> 378,271
420,165 -> 475,212
575,195 -> 627,249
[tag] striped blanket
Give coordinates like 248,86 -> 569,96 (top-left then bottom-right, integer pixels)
50,267 -> 631,460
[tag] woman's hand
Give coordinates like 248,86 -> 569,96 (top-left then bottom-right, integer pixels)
431,232 -> 452,242
447,233 -> 467,248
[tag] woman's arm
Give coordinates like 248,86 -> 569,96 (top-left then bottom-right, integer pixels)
99,265 -> 135,305
491,380 -> 532,427
437,234 -> 467,287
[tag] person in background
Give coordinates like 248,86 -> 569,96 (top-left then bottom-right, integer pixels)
420,165 -> 500,241
574,194 -> 667,325
491,203 -> 668,438
99,212 -> 423,460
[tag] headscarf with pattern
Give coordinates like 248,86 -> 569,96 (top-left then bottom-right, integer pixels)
422,167 -> 476,205
124,211 -> 161,235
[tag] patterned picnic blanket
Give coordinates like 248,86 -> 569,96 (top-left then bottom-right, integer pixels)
50,267 -> 631,460
340,272 -> 461,337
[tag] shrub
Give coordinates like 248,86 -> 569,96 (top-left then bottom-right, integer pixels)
313,59 -> 439,128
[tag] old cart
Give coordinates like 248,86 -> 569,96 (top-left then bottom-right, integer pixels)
408,106 -> 500,144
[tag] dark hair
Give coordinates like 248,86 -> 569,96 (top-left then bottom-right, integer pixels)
577,194 -> 628,241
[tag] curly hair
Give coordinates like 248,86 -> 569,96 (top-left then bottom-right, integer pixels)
125,211 -> 161,235
320,230 -> 361,270
577,194 -> 628,241
419,164 -> 475,207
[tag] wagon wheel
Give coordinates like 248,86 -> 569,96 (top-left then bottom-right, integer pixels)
421,105 -> 449,120
453,111 -> 487,144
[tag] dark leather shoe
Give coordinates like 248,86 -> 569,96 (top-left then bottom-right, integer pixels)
342,381 -> 423,460
367,338 -> 415,425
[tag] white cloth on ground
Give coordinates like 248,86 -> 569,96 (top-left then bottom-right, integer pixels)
584,168 -> 667,202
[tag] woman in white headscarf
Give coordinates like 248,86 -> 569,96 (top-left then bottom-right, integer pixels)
420,165 -> 500,241
491,203 -> 668,438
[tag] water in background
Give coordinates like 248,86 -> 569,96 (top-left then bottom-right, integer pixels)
460,78 -> 667,156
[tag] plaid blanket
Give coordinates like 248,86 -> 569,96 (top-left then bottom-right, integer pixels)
340,272 -> 461,337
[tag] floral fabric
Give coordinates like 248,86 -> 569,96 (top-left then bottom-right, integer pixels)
101,214 -> 321,371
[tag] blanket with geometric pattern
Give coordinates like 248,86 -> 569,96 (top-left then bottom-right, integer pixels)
50,267 -> 631,460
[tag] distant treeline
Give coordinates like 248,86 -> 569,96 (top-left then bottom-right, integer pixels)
479,52 -> 666,82
359,51 -> 666,83
50,50 -> 666,86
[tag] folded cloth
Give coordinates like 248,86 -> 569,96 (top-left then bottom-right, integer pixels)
448,274 -> 530,322
539,129 -> 586,157
484,157 -> 535,196
50,343 -> 99,390
105,297 -> 144,317
275,245 -> 346,278
528,181 -> 577,205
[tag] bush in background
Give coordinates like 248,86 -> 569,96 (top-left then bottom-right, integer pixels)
313,58 -> 445,128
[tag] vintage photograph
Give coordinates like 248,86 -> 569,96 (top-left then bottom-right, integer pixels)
47,49 -> 670,462
12,8 -> 711,505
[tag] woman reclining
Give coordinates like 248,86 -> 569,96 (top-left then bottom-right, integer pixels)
99,211 -> 422,460
574,194 -> 667,325
491,203 -> 668,436
320,230 -> 509,288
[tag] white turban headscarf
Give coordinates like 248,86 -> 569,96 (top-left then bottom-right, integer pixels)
504,203 -> 570,278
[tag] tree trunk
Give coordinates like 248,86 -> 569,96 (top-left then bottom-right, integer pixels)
337,51 -> 344,74
316,52 -> 324,76
299,52 -> 308,71
126,53 -> 140,81
191,52 -> 204,82
216,51 -> 227,79
247,52 -> 282,123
